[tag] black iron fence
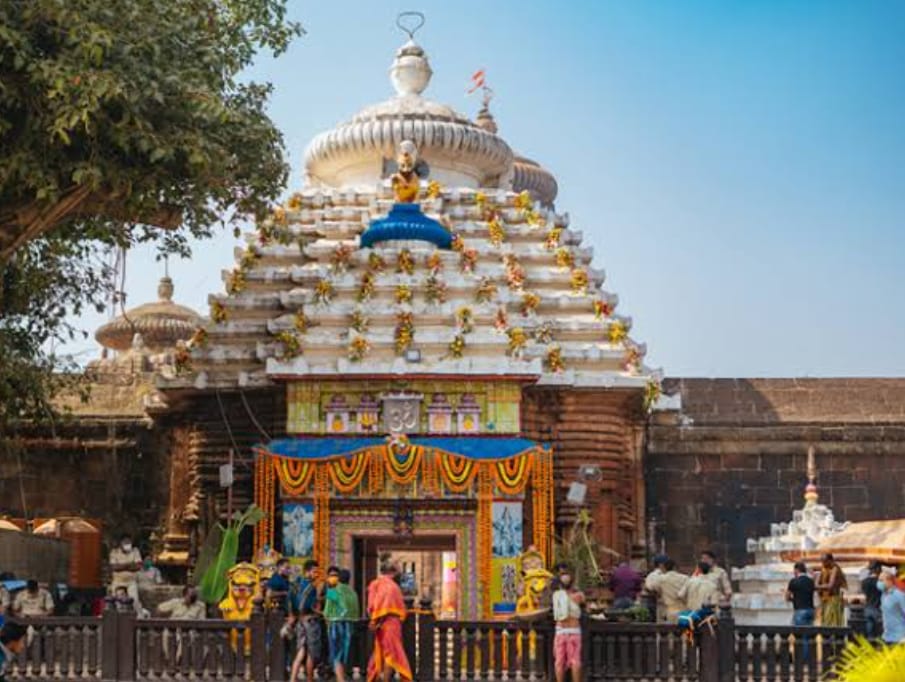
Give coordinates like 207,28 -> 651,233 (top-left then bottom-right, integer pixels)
5,603 -> 863,681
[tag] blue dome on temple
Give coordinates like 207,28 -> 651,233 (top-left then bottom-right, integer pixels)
360,203 -> 453,249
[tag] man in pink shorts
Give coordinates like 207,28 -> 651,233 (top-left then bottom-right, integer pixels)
552,563 -> 585,682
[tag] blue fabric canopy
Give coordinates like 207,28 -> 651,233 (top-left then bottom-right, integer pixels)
360,203 -> 453,249
258,437 -> 544,461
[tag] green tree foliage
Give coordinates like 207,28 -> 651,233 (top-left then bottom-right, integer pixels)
0,0 -> 302,426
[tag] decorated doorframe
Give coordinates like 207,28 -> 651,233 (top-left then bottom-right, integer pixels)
253,435 -> 553,616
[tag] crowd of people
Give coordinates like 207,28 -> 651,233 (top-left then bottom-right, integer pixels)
266,558 -> 409,682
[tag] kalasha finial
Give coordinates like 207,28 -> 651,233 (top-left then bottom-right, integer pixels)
390,12 -> 432,96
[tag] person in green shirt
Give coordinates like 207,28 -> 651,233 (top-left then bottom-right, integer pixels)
324,566 -> 360,682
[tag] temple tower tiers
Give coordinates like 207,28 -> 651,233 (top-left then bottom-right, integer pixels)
156,19 -> 660,616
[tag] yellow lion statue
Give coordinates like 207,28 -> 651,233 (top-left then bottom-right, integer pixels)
218,562 -> 260,653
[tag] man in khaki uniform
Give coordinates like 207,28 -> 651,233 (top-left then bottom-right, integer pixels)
158,587 -> 206,663
678,563 -> 720,611
109,535 -> 143,610
13,581 -> 53,617
644,558 -> 689,622
700,551 -> 732,603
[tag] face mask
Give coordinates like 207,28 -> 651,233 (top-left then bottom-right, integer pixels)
560,576 -> 572,588
122,542 -> 133,552
327,577 -> 339,587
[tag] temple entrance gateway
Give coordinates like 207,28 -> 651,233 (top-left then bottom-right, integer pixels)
253,428 -> 554,618
352,534 -> 457,615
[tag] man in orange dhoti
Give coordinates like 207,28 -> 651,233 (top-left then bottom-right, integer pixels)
367,562 -> 412,682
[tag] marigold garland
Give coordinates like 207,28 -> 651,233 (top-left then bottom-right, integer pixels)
507,327 -> 527,357
474,191 -> 487,209
438,452 -> 478,493
448,334 -> 466,359
350,309 -> 370,333
514,190 -> 532,211
331,243 -> 353,273
294,309 -> 310,334
276,330 -> 302,359
358,272 -> 375,302
421,449 -> 439,496
239,246 -> 259,271
273,456 -> 313,496
395,284 -> 413,305
570,268 -> 589,294
477,466 -> 494,617
623,345 -> 642,373
521,292 -> 541,316
456,306 -> 475,334
425,275 -> 447,304
545,345 -> 565,373
555,247 -> 574,270
385,444 -> 423,485
369,450 -> 384,497
314,279 -> 334,304
504,254 -> 525,290
211,300 -> 228,323
226,268 -> 246,294
394,312 -> 415,355
286,193 -> 303,211
494,455 -> 533,495
328,452 -> 370,493
427,180 -> 442,199
396,248 -> 415,275
348,335 -> 371,362
426,252 -> 443,274
494,306 -> 509,332
368,252 -> 387,272
608,320 -> 628,344
487,215 -> 506,247
451,234 -> 465,253
475,277 -> 498,303
533,323 -> 554,344
593,298 -> 613,319
525,208 -> 546,228
544,227 -> 563,251
643,380 -> 662,412
460,248 -> 478,274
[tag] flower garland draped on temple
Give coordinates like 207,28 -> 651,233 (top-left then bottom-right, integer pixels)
252,435 -> 554,616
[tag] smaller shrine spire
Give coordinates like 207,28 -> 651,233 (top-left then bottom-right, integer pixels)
804,446 -> 819,506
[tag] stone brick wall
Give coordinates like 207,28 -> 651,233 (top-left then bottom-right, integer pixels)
646,378 -> 905,571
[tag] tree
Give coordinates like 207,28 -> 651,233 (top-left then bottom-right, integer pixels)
0,0 -> 302,426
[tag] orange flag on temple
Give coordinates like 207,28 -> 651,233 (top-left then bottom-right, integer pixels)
467,69 -> 486,93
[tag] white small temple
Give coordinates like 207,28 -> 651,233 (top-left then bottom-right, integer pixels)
731,448 -> 852,625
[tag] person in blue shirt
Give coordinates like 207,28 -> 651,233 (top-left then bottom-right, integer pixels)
266,559 -> 293,614
290,560 -> 324,682
0,622 -> 27,682
880,570 -> 905,645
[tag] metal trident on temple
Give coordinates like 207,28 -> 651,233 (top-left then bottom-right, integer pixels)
396,11 -> 425,40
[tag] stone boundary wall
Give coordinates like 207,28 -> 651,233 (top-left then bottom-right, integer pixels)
646,378 -> 905,568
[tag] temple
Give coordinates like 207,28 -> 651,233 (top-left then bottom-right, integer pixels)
4,18 -> 905,618
154,24 -> 657,618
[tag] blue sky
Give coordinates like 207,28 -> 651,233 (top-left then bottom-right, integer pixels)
66,1 -> 905,376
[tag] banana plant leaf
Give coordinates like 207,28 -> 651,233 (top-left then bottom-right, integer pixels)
197,504 -> 265,604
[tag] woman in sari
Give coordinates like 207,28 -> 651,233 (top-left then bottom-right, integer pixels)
815,553 -> 847,626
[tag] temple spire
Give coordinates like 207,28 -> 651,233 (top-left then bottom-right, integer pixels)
804,446 -> 819,506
